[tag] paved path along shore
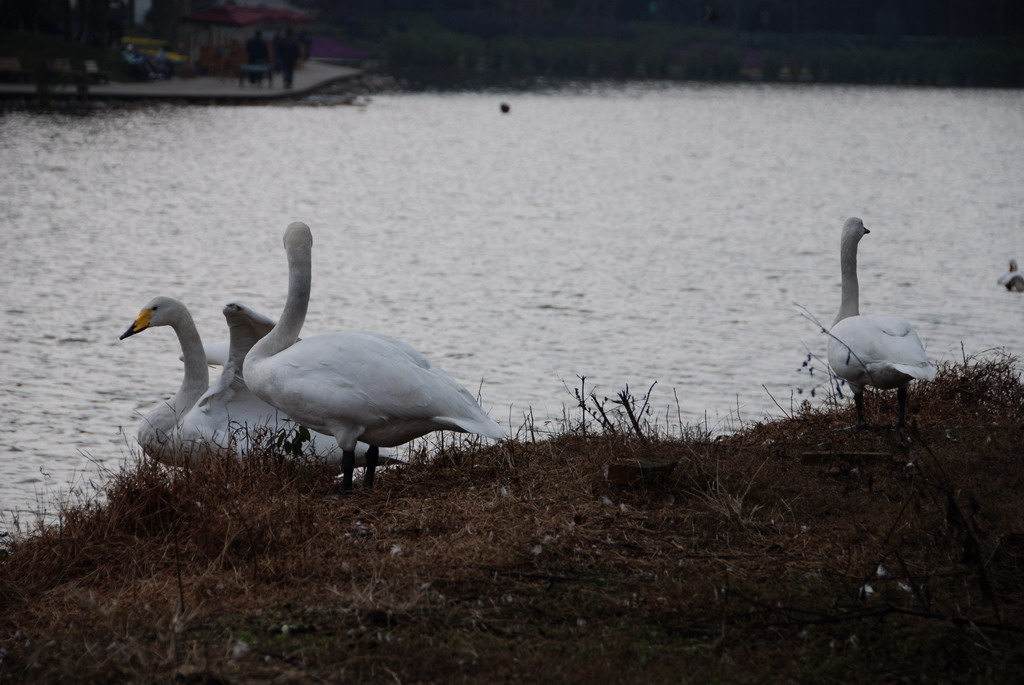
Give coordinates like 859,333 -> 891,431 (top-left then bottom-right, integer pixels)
0,60 -> 361,104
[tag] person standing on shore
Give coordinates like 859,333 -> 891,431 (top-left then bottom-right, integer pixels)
245,30 -> 268,83
276,28 -> 300,89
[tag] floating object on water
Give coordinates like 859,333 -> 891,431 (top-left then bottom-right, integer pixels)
998,258 -> 1024,292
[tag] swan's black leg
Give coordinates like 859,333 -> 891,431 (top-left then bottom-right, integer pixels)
854,392 -> 866,429
341,449 -> 356,493
362,445 -> 380,489
896,386 -> 907,428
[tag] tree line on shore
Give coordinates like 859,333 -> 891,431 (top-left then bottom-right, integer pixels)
2,1 -> 1022,87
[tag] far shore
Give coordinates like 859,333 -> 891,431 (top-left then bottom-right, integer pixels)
0,60 -> 371,107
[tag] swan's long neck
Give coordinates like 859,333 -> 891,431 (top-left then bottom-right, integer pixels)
834,232 -> 860,325
225,315 -> 268,386
249,233 -> 311,362
170,310 -> 209,413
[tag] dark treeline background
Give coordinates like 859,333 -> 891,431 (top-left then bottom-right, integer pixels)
5,0 -> 1022,44
318,0 -> 1023,37
2,0 -> 1022,86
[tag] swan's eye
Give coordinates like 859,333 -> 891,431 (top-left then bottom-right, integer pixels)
151,306 -> 159,311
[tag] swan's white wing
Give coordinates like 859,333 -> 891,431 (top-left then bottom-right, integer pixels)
205,341 -> 230,366
828,314 -> 936,391
180,340 -> 230,367
184,370 -> 352,460
136,399 -> 186,462
250,331 -> 503,448
187,342 -> 388,463
357,334 -> 503,436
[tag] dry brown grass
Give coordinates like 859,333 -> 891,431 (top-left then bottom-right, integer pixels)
1,353 -> 1022,683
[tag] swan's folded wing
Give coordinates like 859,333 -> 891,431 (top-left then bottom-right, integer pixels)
355,333 -> 499,434
860,314 -> 936,380
267,332 -> 501,438
180,340 -> 230,367
861,314 -> 916,339
333,333 -> 478,418
829,314 -> 935,383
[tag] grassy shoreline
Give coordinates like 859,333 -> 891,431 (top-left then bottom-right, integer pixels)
1,354 -> 1022,682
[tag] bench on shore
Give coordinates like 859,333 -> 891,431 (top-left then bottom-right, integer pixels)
48,58 -> 77,81
0,57 -> 30,82
84,60 -> 110,84
238,64 -> 273,87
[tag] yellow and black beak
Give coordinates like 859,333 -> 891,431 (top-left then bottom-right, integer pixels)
119,309 -> 153,340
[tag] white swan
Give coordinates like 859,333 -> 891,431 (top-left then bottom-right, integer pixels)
122,297 -> 388,468
183,302 -> 352,463
120,296 -> 210,465
180,302 -> 289,457
826,218 -> 936,428
997,258 -> 1024,292
243,221 -> 505,492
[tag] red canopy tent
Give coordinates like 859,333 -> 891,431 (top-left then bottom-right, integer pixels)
179,4 -> 317,74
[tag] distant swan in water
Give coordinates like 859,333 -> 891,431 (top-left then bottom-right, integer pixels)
243,221 -> 505,492
826,218 -> 936,428
998,258 -> 1024,292
121,297 -> 385,467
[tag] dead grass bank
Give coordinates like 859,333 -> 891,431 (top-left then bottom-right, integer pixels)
1,354 -> 1022,683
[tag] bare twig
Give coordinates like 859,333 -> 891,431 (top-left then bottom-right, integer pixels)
613,385 -> 648,443
762,384 -> 793,420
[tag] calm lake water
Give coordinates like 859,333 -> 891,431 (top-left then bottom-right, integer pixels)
1,83 -> 1022,527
